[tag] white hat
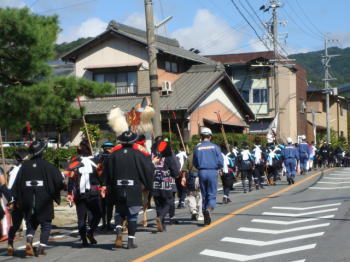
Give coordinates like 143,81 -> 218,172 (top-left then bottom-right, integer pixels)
287,137 -> 293,144
200,127 -> 212,136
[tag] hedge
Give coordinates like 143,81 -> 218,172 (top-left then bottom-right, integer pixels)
4,146 -> 77,169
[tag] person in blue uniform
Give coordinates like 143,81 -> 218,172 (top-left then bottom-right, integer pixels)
193,127 -> 223,226
298,136 -> 309,175
282,137 -> 299,185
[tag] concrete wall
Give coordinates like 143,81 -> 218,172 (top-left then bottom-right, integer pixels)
306,93 -> 348,141
278,66 -> 298,142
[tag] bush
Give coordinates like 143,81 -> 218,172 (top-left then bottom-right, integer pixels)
3,146 -> 77,169
161,133 -> 267,152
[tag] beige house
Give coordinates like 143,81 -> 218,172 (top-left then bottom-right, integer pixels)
61,21 -> 254,145
306,88 -> 348,142
207,52 -> 307,142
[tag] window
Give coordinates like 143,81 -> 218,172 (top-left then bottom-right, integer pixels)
252,89 -> 268,103
93,71 -> 137,95
165,61 -> 178,73
341,131 -> 344,137
241,90 -> 250,102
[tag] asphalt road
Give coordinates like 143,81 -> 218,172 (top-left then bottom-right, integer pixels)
1,167 -> 350,262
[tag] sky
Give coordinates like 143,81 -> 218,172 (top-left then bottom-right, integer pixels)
1,0 -> 349,55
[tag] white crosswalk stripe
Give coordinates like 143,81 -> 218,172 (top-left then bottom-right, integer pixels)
221,232 -> 324,246
318,181 -> 350,184
252,214 -> 334,225
238,223 -> 330,234
263,208 -> 338,217
310,186 -> 350,190
271,203 -> 341,210
200,244 -> 317,261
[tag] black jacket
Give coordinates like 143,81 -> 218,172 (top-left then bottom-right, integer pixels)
14,157 -> 64,222
102,144 -> 154,207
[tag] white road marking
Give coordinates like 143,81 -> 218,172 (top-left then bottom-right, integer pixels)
271,203 -> 341,210
238,223 -> 330,234
289,260 -> 306,262
310,186 -> 350,190
322,177 -> 350,180
263,208 -> 338,217
327,174 -> 350,177
221,232 -> 324,246
200,244 -> 316,261
318,181 -> 350,184
252,215 -> 334,225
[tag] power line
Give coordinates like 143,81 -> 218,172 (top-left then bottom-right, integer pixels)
294,0 -> 324,37
229,0 -> 271,51
29,0 -> 40,8
38,0 -> 96,14
283,1 -> 323,40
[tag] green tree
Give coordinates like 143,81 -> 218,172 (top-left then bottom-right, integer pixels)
80,123 -> 103,148
0,8 -> 112,134
0,8 -> 59,86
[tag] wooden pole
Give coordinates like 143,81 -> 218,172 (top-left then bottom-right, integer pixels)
0,128 -> 7,177
173,111 -> 187,154
77,98 -> 94,155
215,112 -> 230,152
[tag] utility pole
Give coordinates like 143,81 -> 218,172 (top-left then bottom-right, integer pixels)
271,1 -> 280,140
322,36 -> 339,144
144,0 -> 162,137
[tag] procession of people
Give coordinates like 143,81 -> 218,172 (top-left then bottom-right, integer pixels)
1,105 -> 349,257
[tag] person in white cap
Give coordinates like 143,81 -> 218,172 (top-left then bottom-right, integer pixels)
193,127 -> 223,225
282,137 -> 299,185
298,135 -> 310,175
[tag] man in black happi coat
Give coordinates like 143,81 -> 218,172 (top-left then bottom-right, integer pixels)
14,141 -> 64,256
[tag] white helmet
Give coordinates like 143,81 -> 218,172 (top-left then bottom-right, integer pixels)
287,137 -> 293,144
200,127 -> 212,136
301,135 -> 306,140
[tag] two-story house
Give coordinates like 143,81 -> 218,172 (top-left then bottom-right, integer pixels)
61,21 -> 254,145
306,87 -> 348,142
207,51 -> 307,142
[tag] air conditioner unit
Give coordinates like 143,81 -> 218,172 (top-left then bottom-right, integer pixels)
161,81 -> 172,96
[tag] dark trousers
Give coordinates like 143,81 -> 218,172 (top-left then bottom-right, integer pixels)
254,165 -> 265,185
154,196 -> 173,224
175,177 -> 186,205
114,205 -> 138,237
221,173 -> 234,198
26,216 -> 51,246
241,170 -> 253,190
8,207 -> 24,245
267,166 -> 279,181
75,196 -> 101,236
169,193 -> 175,219
100,197 -> 113,227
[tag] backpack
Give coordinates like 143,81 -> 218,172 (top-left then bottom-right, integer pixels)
152,157 -> 173,191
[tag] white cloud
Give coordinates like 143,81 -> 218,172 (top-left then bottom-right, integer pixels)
0,0 -> 26,8
248,38 -> 269,52
124,12 -> 146,30
171,9 -> 244,55
328,31 -> 350,48
57,17 -> 107,43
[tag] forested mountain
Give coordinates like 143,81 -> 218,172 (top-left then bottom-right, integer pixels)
55,37 -> 92,58
55,38 -> 350,87
289,47 -> 350,88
